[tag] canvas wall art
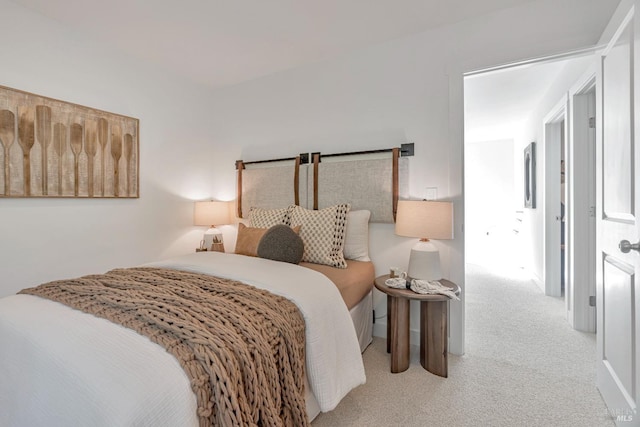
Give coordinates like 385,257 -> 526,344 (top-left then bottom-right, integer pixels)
0,85 -> 139,198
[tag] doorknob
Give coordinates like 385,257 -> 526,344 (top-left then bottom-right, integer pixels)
619,240 -> 640,253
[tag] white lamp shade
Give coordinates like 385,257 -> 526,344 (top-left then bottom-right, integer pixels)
395,200 -> 453,240
396,200 -> 453,281
194,201 -> 231,226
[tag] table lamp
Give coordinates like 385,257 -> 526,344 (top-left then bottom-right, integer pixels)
395,200 -> 454,281
194,200 -> 232,251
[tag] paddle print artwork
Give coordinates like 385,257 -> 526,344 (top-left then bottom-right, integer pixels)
0,85 -> 139,198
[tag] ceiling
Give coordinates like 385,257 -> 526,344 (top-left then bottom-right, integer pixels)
464,55 -> 594,143
12,0 -> 539,88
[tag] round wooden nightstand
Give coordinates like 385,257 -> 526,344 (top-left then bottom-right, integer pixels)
374,275 -> 460,377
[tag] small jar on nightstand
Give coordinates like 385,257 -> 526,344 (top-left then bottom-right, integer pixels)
210,243 -> 225,253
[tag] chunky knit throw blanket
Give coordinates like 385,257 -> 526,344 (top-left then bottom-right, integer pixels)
19,267 -> 308,427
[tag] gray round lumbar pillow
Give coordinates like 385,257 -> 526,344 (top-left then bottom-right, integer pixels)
257,224 -> 304,264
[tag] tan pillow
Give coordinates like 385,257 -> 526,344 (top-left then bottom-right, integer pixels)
235,223 -> 267,257
235,223 -> 301,257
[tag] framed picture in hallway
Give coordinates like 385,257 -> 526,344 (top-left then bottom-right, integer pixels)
524,142 -> 536,208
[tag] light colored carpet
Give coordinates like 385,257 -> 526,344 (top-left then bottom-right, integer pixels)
312,263 -> 614,426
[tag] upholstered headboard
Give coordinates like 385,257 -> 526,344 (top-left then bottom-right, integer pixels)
236,148 -> 409,223
235,157 -> 306,219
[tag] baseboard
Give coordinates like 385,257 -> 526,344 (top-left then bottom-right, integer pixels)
531,272 -> 544,292
373,322 -> 386,339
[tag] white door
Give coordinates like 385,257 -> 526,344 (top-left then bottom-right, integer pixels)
543,105 -> 566,298
597,5 -> 640,424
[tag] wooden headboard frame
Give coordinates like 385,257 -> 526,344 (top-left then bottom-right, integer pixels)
236,147 -> 408,222
235,160 -> 244,218
392,147 -> 400,220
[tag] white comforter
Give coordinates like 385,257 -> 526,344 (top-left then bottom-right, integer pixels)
0,252 -> 365,426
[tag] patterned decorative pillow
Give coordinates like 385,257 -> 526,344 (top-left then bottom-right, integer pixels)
289,204 -> 350,268
248,207 -> 292,228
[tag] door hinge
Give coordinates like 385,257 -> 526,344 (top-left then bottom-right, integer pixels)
589,117 -> 596,129
589,296 -> 596,307
589,206 -> 596,217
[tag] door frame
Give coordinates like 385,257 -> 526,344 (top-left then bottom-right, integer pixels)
543,96 -> 568,297
567,68 -> 597,332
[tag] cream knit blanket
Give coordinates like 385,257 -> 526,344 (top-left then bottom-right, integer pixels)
20,267 -> 308,427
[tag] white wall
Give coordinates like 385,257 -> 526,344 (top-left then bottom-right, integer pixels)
0,0 -> 619,354
515,55 -> 595,289
0,0 -> 231,297
202,0 -> 620,351
465,139 -> 517,269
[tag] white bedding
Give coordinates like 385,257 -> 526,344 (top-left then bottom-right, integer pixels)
0,252 -> 366,426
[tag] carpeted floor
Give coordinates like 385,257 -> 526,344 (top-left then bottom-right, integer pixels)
312,263 -> 614,426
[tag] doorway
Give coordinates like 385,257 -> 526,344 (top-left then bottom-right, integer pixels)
567,76 -> 597,332
543,100 -> 566,298
464,52 -> 597,330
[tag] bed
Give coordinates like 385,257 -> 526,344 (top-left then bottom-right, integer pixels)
0,148 -> 407,425
0,252 -> 372,426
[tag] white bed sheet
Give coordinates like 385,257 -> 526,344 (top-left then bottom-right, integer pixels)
0,252 -> 365,426
350,290 -> 373,352
306,291 -> 374,421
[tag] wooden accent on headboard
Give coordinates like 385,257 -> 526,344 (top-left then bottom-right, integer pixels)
392,147 -> 399,221
294,156 -> 301,206
313,153 -> 320,210
235,160 -> 245,218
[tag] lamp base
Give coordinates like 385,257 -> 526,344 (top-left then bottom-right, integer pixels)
407,240 -> 442,281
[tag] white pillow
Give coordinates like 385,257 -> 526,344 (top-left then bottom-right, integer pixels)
343,210 -> 371,262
